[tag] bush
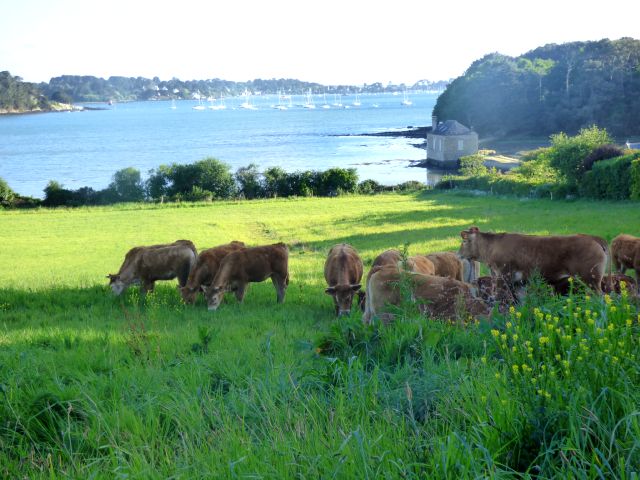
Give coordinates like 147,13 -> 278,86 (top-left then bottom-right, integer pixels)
0,176 -> 16,204
396,180 -> 425,191
315,168 -> 358,196
192,158 -> 236,199
582,144 -> 624,171
579,153 -> 638,200
357,179 -> 385,194
146,165 -> 171,200
459,154 -> 487,177
108,167 -> 145,202
548,125 -> 612,186
263,166 -> 290,197
235,163 -> 264,199
631,157 -> 640,200
43,181 -> 75,207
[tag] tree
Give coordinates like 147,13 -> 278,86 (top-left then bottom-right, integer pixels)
235,163 -> 264,199
193,158 -> 236,199
109,167 -> 145,202
0,176 -> 15,204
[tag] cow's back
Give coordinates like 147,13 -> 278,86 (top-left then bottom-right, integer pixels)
426,252 -> 464,281
324,243 -> 363,286
214,242 -> 288,286
612,234 -> 640,267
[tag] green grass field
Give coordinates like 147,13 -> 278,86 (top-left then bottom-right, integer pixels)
1,191 -> 639,478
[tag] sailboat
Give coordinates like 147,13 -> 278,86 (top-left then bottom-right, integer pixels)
273,90 -> 288,110
332,93 -> 342,108
192,92 -> 205,110
303,89 -> 316,109
239,89 -> 257,110
401,90 -> 412,106
352,93 -> 361,107
170,98 -> 177,109
321,93 -> 330,109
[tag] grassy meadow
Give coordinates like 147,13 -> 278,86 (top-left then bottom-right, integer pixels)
1,191 -> 639,478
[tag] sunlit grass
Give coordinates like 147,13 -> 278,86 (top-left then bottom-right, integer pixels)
1,191 -> 639,477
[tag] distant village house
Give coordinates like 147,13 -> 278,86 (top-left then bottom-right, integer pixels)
426,116 -> 478,168
626,141 -> 640,150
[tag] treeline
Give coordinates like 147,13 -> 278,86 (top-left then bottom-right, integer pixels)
0,71 -> 51,112
39,76 -> 445,103
0,160 -> 424,209
433,38 -> 640,137
437,126 -> 640,200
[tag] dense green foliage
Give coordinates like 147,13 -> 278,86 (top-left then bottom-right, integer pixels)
580,153 -> 638,199
0,176 -> 15,204
0,71 -> 50,112
1,193 -> 639,477
434,38 -> 640,137
632,157 -> 640,200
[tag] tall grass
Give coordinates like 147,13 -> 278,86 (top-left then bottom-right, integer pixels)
0,191 -> 639,477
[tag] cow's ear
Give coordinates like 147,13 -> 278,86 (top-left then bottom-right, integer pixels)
469,226 -> 479,233
350,284 -> 361,292
461,231 -> 468,239
325,287 -> 336,295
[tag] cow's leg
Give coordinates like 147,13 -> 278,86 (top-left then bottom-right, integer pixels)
272,275 -> 287,303
234,283 -> 247,303
141,280 -> 155,295
177,265 -> 191,288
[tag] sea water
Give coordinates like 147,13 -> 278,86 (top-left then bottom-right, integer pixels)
0,92 -> 438,198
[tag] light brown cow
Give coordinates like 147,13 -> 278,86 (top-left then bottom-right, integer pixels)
362,266 -> 489,325
201,242 -> 289,311
107,240 -> 197,295
180,241 -> 246,304
360,249 -> 403,312
611,234 -> 640,288
324,244 -> 364,316
404,255 -> 436,275
426,252 -> 464,281
459,226 -> 608,294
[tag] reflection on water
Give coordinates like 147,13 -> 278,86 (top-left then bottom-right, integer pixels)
413,167 -> 451,187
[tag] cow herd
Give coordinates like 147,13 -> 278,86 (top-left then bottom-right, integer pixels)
107,228 -> 640,323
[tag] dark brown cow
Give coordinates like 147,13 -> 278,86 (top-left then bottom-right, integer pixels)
107,240 -> 197,295
180,241 -> 245,304
426,251 -> 464,281
611,234 -> 640,289
201,242 -> 289,311
324,244 -> 364,316
459,226 -> 608,294
362,266 -> 489,324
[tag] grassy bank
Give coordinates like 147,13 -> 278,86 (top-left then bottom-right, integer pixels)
1,191 -> 639,478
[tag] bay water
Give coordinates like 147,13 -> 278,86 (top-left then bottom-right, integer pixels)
0,92 -> 438,198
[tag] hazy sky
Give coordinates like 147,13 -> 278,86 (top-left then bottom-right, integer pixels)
2,0 -> 639,85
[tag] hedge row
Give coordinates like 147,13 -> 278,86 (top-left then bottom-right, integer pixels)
579,153 -> 639,200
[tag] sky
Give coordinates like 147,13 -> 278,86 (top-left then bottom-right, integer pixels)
2,0 -> 639,86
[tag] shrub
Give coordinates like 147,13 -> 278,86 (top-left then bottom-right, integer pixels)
43,181 -> 75,207
582,144 -> 624,171
184,186 -> 213,202
579,153 -> 639,200
548,125 -> 612,186
630,157 -> 640,200
396,180 -> 425,191
263,166 -> 290,197
146,165 -> 171,200
459,154 -> 487,177
235,163 -> 264,199
315,168 -> 358,196
0,176 -> 16,204
108,167 -> 145,202
357,179 -> 385,194
192,158 -> 236,199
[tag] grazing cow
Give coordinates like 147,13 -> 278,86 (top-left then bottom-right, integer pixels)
611,234 -> 640,288
107,240 -> 197,295
180,241 -> 246,304
426,251 -> 464,281
404,255 -> 436,275
324,244 -> 364,316
459,226 -> 608,295
362,266 -> 489,324
201,242 -> 289,311
360,249 -> 403,312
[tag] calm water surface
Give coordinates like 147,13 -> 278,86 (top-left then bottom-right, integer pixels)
0,92 -> 438,198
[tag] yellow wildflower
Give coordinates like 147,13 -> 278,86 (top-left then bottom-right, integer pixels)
495,372 -> 501,379
509,306 -> 515,314
481,356 -> 487,364
491,329 -> 499,337
512,334 -> 518,341
626,319 -> 633,327
539,336 -> 549,345
506,321 -> 512,329
516,312 -> 522,319
512,365 -> 519,374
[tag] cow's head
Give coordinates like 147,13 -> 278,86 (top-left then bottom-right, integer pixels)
459,226 -> 480,260
325,284 -> 361,317
179,285 -> 199,304
106,274 -> 127,296
201,284 -> 225,311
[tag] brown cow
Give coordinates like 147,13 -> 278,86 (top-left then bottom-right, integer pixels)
180,241 -> 246,304
362,266 -> 489,325
107,240 -> 197,295
201,242 -> 289,311
459,226 -> 608,295
360,249 -> 403,312
611,234 -> 640,288
404,255 -> 436,275
426,252 -> 464,281
324,244 -> 364,316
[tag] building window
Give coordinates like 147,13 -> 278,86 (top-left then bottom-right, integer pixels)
458,140 -> 464,151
